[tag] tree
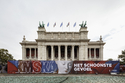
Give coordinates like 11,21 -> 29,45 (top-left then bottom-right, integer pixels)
0,49 -> 15,65
118,50 -> 125,65
107,58 -> 113,61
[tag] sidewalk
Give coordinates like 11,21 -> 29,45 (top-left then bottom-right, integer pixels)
0,74 -> 125,83
0,73 -> 125,77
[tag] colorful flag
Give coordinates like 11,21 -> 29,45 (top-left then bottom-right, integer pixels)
73,22 -> 76,27
67,22 -> 70,27
60,22 -> 63,27
53,22 -> 56,27
47,22 -> 49,27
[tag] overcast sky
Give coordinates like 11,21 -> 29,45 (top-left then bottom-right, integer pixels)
0,0 -> 125,60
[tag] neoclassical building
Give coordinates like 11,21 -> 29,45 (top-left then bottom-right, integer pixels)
20,24 -> 105,61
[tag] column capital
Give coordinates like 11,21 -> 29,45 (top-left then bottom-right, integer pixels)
44,45 -> 47,46
22,45 -> 26,47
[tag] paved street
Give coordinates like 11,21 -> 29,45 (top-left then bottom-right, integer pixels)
0,74 -> 125,83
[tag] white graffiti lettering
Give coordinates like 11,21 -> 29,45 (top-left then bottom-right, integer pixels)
84,63 -> 112,67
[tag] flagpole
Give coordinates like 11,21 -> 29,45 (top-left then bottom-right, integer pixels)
75,24 -> 76,31
62,23 -> 63,32
69,24 -> 70,32
62,25 -> 63,32
60,22 -> 63,32
67,22 -> 70,32
74,22 -> 76,32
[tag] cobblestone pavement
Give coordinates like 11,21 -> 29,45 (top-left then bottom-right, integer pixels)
0,74 -> 125,83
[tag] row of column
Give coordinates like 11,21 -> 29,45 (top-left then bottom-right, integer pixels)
88,48 -> 100,59
26,48 -> 37,59
50,45 -> 75,61
22,46 -> 103,60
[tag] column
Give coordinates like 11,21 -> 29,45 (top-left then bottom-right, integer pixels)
58,45 -> 60,60
51,45 -> 54,60
100,45 -> 103,60
79,45 -> 81,60
29,48 -> 31,59
79,44 -> 84,60
34,48 -> 36,59
94,48 -> 96,59
89,48 -> 91,59
65,45 -> 67,61
38,44 -> 42,60
72,45 -> 74,61
84,44 -> 88,60
22,45 -> 26,60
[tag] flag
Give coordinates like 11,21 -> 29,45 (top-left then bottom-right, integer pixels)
73,22 -> 76,27
47,22 -> 49,27
60,22 -> 63,27
53,22 -> 56,27
67,22 -> 70,27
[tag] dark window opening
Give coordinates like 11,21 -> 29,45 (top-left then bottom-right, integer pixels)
26,48 -> 30,58
67,46 -> 71,59
91,48 -> 94,58
54,46 -> 58,58
96,48 -> 99,58
61,46 -> 65,58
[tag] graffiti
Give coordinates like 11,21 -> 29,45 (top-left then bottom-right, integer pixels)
0,64 -> 7,73
41,61 -> 58,73
32,61 -> 41,73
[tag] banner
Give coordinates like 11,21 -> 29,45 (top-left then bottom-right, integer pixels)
8,60 -> 18,73
69,61 -> 120,74
56,61 -> 73,74
7,60 -> 120,74
41,61 -> 58,73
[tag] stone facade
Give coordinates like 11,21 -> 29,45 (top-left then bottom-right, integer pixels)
20,26 -> 105,61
